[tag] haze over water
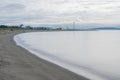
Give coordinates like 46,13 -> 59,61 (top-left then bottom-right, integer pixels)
14,31 -> 120,80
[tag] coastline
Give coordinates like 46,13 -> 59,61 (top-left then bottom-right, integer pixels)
0,30 -> 89,80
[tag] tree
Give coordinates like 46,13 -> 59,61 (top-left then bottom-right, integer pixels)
20,24 -> 24,28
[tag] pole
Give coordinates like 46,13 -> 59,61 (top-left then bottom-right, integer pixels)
73,22 -> 75,30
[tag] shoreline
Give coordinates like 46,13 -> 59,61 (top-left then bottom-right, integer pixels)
0,30 -> 89,80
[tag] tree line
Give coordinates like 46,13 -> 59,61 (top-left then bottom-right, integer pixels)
0,24 -> 63,31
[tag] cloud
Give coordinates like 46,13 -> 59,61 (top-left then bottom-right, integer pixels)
0,0 -> 120,25
0,3 -> 25,13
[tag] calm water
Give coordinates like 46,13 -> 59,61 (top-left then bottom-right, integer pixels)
14,31 -> 120,80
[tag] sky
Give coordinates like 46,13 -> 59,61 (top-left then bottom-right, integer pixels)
0,0 -> 120,26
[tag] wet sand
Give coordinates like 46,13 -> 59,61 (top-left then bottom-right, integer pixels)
0,30 -> 89,80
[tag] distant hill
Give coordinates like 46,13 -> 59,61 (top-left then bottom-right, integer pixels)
90,27 -> 120,30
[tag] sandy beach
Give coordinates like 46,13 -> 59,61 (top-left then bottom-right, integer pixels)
0,30 -> 89,80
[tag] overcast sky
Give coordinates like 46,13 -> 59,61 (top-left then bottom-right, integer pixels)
0,0 -> 120,25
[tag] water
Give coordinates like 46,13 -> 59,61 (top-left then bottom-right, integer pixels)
14,31 -> 120,80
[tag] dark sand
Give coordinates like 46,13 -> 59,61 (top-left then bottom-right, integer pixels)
0,30 -> 89,80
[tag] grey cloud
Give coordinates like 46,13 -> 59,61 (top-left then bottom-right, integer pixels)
104,6 -> 120,10
0,3 -> 25,13
0,0 -> 120,25
58,10 -> 92,20
53,0 -> 70,4
0,3 -> 27,24
0,8 -> 48,25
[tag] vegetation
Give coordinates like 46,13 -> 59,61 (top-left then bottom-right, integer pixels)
0,25 -> 24,31
0,24 -> 63,31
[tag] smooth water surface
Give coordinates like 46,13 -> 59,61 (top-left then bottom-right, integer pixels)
14,31 -> 120,80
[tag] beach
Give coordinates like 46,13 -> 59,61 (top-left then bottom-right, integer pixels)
0,30 -> 89,80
